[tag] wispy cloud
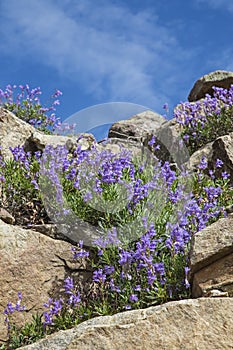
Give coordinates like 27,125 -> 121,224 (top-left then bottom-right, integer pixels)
0,0 -> 189,110
195,0 -> 233,12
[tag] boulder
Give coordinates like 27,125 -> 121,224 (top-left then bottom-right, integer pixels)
0,107 -> 36,160
185,132 -> 233,181
0,107 -> 96,160
20,298 -> 233,350
192,252 -> 233,298
190,215 -> 233,298
0,207 -> 15,224
0,219 -> 92,342
108,110 -> 165,142
143,118 -> 190,169
185,141 -> 213,173
184,131 -> 233,179
188,70 -> 233,102
209,133 -> 233,183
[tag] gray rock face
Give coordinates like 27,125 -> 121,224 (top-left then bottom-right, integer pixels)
188,70 -> 233,102
108,110 -> 165,142
20,298 -> 233,350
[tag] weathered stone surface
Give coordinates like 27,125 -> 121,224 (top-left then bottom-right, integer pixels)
0,107 -> 96,160
190,215 -> 233,274
0,107 -> 36,159
185,141 -> 213,172
209,133 -> 233,182
143,118 -> 190,168
27,132 -> 96,154
108,110 -> 165,142
0,207 -> 15,224
20,298 -> 233,350
0,219 -> 92,342
30,220 -> 101,247
192,252 -> 233,298
188,70 -> 233,102
185,131 -> 233,179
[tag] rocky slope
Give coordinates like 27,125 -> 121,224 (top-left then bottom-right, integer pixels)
0,70 -> 232,349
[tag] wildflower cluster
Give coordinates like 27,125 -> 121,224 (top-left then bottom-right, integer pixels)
3,293 -> 25,330
0,145 -> 47,226
43,276 -> 81,329
0,84 -> 62,133
175,85 -> 233,153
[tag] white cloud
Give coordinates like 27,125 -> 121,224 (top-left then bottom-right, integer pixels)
0,0 -> 187,110
195,0 -> 233,12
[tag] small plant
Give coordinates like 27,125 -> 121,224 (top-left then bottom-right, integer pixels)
175,85 -> 233,154
0,84 -> 63,133
0,146 -> 47,226
2,292 -> 44,349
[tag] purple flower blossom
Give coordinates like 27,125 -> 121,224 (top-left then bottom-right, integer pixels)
222,171 -> 230,180
93,269 -> 107,283
184,266 -> 190,289
3,292 -> 26,328
43,297 -> 63,326
215,159 -> 223,168
129,294 -> 138,302
148,135 -> 156,146
198,156 -> 208,170
125,305 -> 132,310
72,241 -> 89,259
64,277 -> 81,306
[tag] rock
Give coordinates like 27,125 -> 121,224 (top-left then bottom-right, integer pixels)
192,252 -> 233,298
0,219 -> 92,342
190,216 -> 233,298
0,107 -> 96,160
26,132 -> 96,154
208,133 -> 233,183
108,110 -> 165,142
0,107 -> 36,160
204,289 -> 229,297
188,70 -> 233,102
30,220 -> 102,248
143,118 -> 190,168
0,207 -> 15,224
19,298 -> 233,350
185,141 -> 213,172
185,131 -> 233,180
190,216 -> 233,273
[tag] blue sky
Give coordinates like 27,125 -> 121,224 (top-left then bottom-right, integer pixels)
0,0 -> 233,139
